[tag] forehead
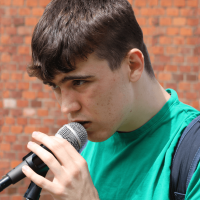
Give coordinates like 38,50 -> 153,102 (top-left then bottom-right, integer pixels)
49,53 -> 112,84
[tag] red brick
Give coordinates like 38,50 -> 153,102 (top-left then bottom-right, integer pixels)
141,8 -> 165,16
0,0 -> 11,6
18,46 -> 30,55
12,36 -> 23,44
191,101 -> 199,109
29,118 -> 41,125
24,73 -> 37,81
1,53 -> 11,63
181,9 -> 195,16
11,73 -> 23,80
11,126 -> 23,134
165,65 -> 178,72
158,73 -> 171,81
17,118 -> 28,125
187,19 -> 199,26
1,126 -> 10,133
5,135 -> 16,142
12,0 -> 24,6
128,0 -> 133,4
160,18 -> 172,26
31,100 -> 42,107
137,18 -> 146,26
166,47 -> 178,55
18,82 -> 30,90
5,82 -> 16,90
25,36 -> 32,44
1,17 -> 12,26
24,126 -> 36,134
11,109 -> 23,117
44,119 -> 55,125
11,195 -> 23,200
187,0 -> 198,7
161,0 -> 172,6
186,92 -> 197,100
186,74 -> 197,81
19,8 -> 31,16
180,28 -> 193,36
159,36 -> 172,45
173,56 -> 184,63
0,161 -> 10,169
173,37 -> 185,45
17,100 -> 29,107
5,117 -> 15,125
6,27 -> 17,35
180,66 -> 191,72
37,92 -> 50,98
18,26 -> 33,35
187,56 -> 199,64
8,8 -> 18,16
37,109 -> 49,116
149,0 -> 158,6
37,127 -> 49,133
135,0 -> 147,6
39,0 -> 51,7
166,8 -> 179,16
174,0 -> 186,7
179,82 -> 191,91
22,91 -> 36,99
13,17 -> 24,26
167,27 -> 179,35
11,161 -> 21,169
25,17 -> 38,26
1,35 -> 11,44
0,143 -> 11,151
1,73 -> 10,80
173,18 -> 186,26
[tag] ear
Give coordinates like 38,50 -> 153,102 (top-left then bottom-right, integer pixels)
127,48 -> 144,82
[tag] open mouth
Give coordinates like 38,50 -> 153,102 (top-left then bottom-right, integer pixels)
79,121 -> 90,125
78,121 -> 91,129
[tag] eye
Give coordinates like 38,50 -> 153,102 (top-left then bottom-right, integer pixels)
72,80 -> 86,86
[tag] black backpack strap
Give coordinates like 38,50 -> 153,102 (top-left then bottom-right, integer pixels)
170,115 -> 200,200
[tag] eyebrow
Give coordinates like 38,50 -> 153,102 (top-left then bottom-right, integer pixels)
43,75 -> 94,86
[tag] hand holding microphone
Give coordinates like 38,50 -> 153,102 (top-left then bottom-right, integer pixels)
0,122 -> 99,200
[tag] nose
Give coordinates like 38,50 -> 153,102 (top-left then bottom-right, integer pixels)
60,92 -> 81,115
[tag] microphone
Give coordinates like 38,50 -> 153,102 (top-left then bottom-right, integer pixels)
0,122 -> 88,192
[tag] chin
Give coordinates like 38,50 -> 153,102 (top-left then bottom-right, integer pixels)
87,130 -> 113,142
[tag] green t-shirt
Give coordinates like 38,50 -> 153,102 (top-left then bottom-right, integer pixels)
81,89 -> 200,200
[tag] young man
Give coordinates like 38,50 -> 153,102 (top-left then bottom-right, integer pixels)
23,0 -> 200,199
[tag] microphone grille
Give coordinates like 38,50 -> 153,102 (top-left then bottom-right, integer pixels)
56,122 -> 88,151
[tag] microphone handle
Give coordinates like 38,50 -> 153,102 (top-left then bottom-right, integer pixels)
24,167 -> 48,200
0,145 -> 52,192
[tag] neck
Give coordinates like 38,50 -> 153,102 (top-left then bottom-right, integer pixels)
118,72 -> 171,132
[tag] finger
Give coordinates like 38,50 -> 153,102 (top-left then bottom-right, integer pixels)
27,141 -> 64,179
22,165 -> 55,194
53,136 -> 84,161
31,132 -> 76,167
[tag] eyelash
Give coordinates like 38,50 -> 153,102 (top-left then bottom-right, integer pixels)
48,80 -> 86,90
72,80 -> 86,86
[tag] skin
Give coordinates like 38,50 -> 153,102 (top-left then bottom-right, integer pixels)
22,49 -> 170,199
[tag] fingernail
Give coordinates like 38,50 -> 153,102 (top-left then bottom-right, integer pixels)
32,132 -> 38,137
28,141 -> 33,147
22,165 -> 29,172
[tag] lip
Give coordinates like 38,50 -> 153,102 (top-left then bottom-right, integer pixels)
71,120 -> 91,130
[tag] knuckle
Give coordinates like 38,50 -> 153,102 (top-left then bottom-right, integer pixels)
71,168 -> 81,178
45,154 -> 55,163
79,158 -> 88,169
54,187 -> 65,196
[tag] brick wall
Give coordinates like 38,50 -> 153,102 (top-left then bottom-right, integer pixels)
0,0 -> 200,199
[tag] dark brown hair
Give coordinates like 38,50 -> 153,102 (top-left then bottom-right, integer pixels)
27,0 -> 155,82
